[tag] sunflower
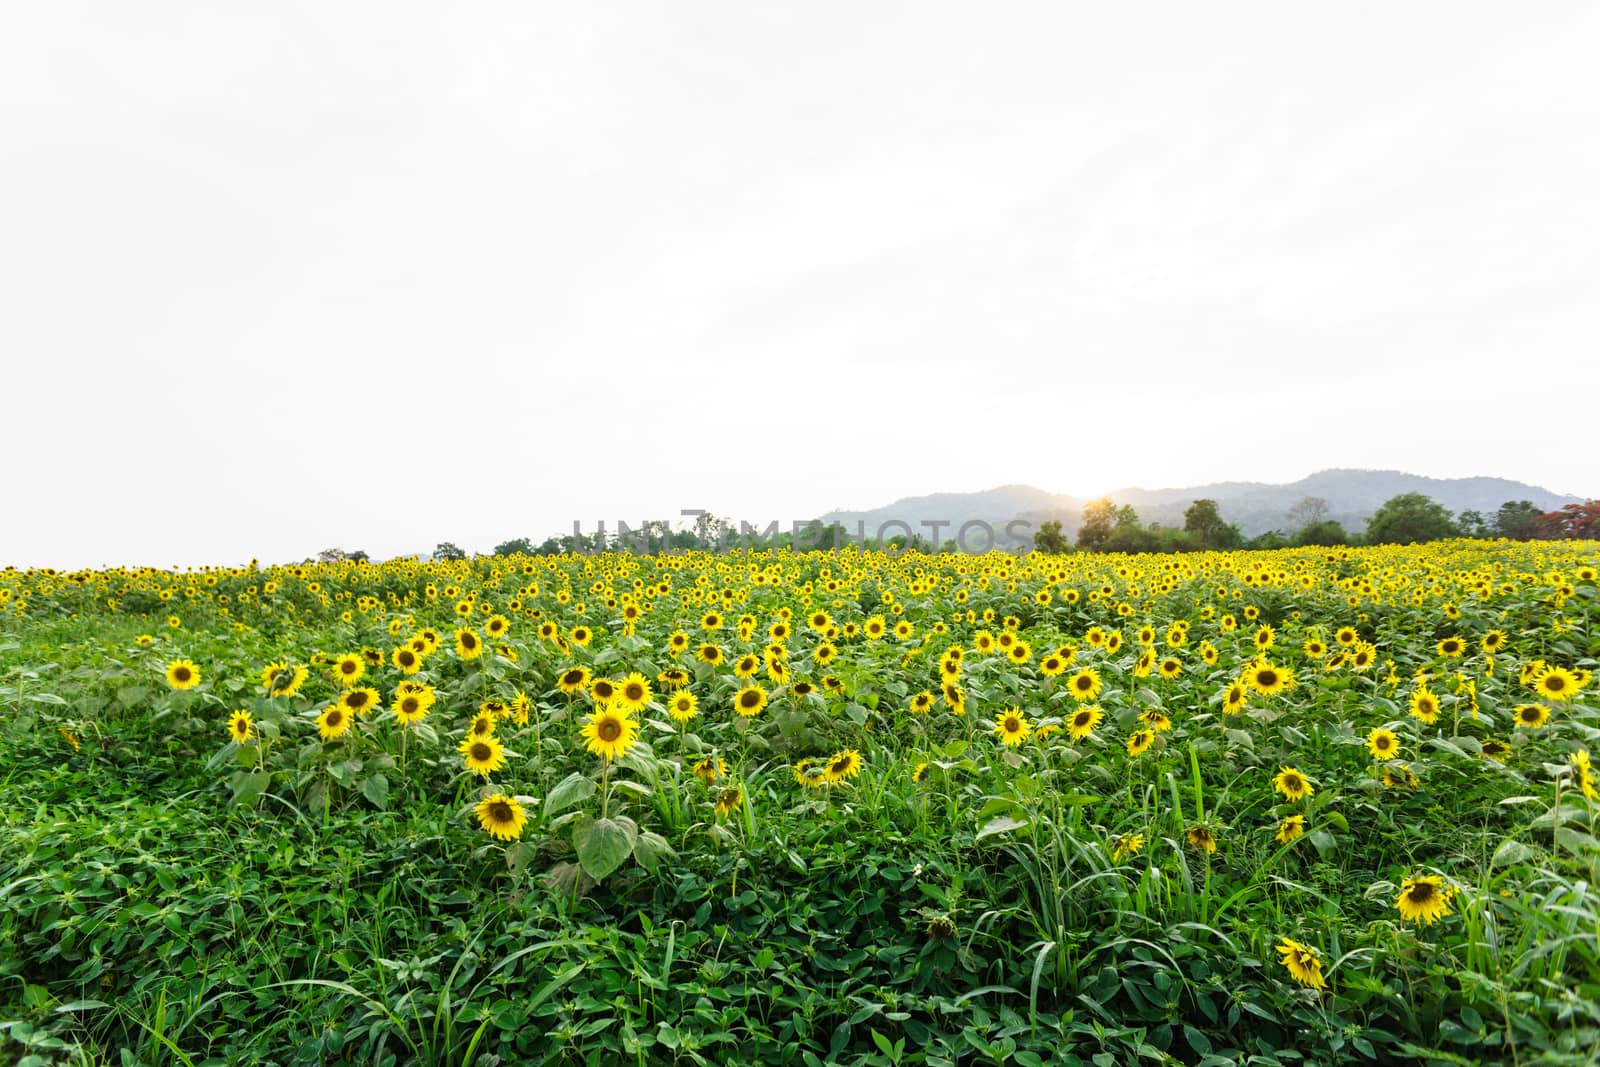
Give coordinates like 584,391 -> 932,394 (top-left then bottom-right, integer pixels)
1479,738 -> 1511,763
1275,937 -> 1326,990
1395,874 -> 1453,924
994,707 -> 1031,747
459,735 -> 506,776
261,661 -> 308,697
1139,710 -> 1172,734
1105,631 -> 1124,654
485,614 -> 510,639
333,654 -> 365,687
1275,814 -> 1306,844
614,672 -> 653,714
455,629 -> 483,660
556,667 -> 591,695
1254,625 -> 1275,651
1366,728 -> 1400,760
1533,665 -> 1581,702
1436,636 -> 1465,658
696,643 -> 723,666
1408,687 -> 1440,724
392,646 -> 423,674
317,705 -> 354,742
469,710 -> 497,738
910,691 -> 936,715
1568,748 -> 1600,799
1132,649 -> 1155,677
657,667 -> 690,689
1302,637 -> 1327,659
1245,661 -> 1292,696
1222,682 -> 1248,715
165,659 -> 202,691
649,690 -> 692,724
1158,657 -> 1182,680
795,759 -> 830,789
1334,626 -> 1358,647
714,786 -> 743,819
733,685 -> 768,717
911,761 -> 929,783
475,793 -> 526,841
589,677 -> 618,706
823,748 -> 863,785
337,687 -> 378,717
581,707 -> 638,762
1382,763 -> 1420,790
942,683 -> 966,716
791,680 -> 816,698
693,756 -> 727,786
1126,729 -> 1155,757
1067,705 -> 1104,741
393,689 -> 433,725
227,710 -> 254,744
1067,669 -> 1102,703
1110,832 -> 1145,861
1186,825 -> 1218,855
570,626 -> 592,646
1273,766 -> 1313,801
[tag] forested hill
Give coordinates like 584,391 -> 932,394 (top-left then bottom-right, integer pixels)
816,470 -> 1582,543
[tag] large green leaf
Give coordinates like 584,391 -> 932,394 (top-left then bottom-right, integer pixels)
573,815 -> 636,881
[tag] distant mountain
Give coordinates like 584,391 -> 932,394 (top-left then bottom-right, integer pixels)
816,470 -> 1584,546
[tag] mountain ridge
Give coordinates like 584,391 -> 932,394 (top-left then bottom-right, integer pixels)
816,469 -> 1584,544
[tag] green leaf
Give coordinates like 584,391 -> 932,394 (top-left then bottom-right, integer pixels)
230,770 -> 271,809
977,814 -> 1028,839
545,772 -> 597,817
573,815 -> 636,881
53,1000 -> 111,1013
360,773 -> 389,808
633,830 -> 677,872
1491,839 -> 1535,867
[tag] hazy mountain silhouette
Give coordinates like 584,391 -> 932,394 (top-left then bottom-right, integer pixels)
816,470 -> 1583,545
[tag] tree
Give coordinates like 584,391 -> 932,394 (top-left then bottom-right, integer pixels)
1287,497 -> 1330,528
1248,530 -> 1290,551
1364,494 -> 1458,545
1106,505 -> 1158,553
1456,510 -> 1490,538
1034,520 -> 1069,554
1292,520 -> 1349,547
1537,501 -> 1600,540
433,542 -> 468,561
1495,500 -> 1545,541
1183,499 -> 1242,550
493,537 -> 535,556
1077,498 -> 1115,551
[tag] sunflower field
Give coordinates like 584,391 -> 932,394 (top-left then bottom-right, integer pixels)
2,541 -> 1598,1065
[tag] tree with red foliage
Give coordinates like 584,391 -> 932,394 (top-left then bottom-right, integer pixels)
1537,501 -> 1600,539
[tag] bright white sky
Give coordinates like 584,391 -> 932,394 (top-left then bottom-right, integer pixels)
3,2 -> 1596,569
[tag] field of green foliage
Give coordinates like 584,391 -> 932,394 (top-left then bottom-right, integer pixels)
2,542 -> 1598,1065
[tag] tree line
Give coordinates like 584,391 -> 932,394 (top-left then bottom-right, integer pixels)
1031,494 -> 1600,553
316,495 -> 1597,563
